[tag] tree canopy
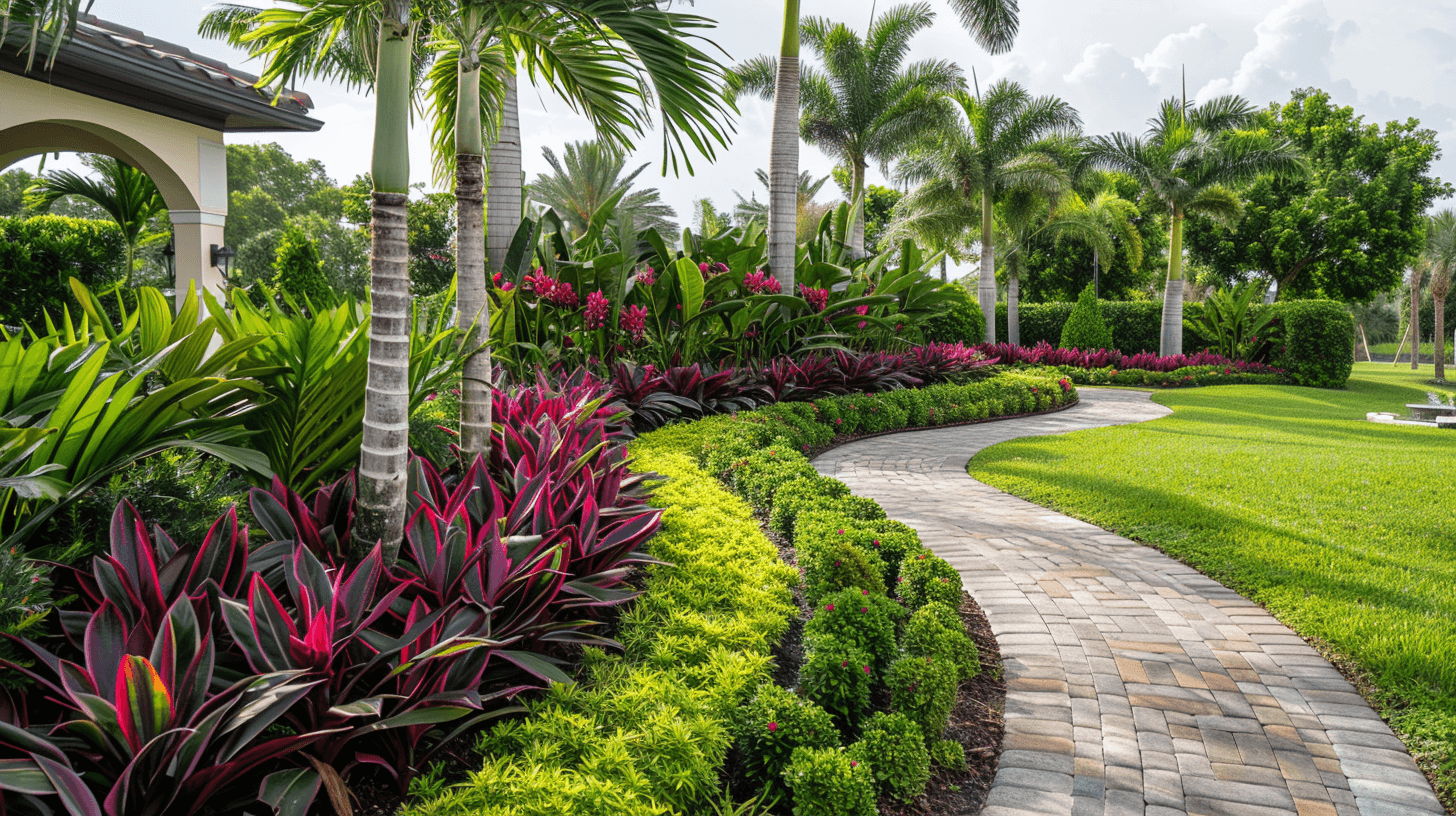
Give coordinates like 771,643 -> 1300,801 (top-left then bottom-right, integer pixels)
1185,88 -> 1453,302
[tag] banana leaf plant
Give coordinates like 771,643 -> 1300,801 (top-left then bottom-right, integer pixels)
1186,280 -> 1279,362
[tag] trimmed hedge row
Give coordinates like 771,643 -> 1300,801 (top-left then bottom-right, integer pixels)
409,370 -> 1075,816
996,298 -> 1355,387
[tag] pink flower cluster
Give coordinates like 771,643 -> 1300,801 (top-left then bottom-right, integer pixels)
699,261 -> 729,278
974,340 -> 1283,374
618,304 -> 648,344
636,267 -> 657,287
524,268 -> 579,308
743,269 -> 782,295
584,290 -> 610,330
490,273 -> 514,292
798,284 -> 829,312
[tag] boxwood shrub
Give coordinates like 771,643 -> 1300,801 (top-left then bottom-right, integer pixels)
1269,299 -> 1356,388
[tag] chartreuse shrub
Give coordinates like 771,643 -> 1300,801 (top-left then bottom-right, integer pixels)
888,655 -> 959,746
769,476 -> 849,535
930,738 -> 968,771
848,712 -> 930,802
1060,283 -> 1115,350
730,442 -> 820,507
734,683 -> 840,803
782,747 -> 878,816
903,601 -> 980,681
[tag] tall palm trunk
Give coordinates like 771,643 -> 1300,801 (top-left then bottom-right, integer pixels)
1160,208 -> 1185,357
849,158 -> 866,258
940,255 -> 947,282
978,188 -> 996,343
1007,262 -> 1020,347
767,0 -> 801,292
356,0 -> 414,561
456,32 -> 491,457
1410,267 -> 1422,371
487,69 -> 522,277
1436,292 -> 1448,381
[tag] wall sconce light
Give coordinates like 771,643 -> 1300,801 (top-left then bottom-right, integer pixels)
210,244 -> 236,280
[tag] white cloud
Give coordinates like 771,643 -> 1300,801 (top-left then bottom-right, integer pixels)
1135,23 -> 1229,92
1196,0 -> 1337,104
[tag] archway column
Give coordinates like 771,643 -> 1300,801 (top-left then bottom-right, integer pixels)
170,210 -> 227,308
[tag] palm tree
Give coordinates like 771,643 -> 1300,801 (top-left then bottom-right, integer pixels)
757,0 -> 1018,298
25,155 -> 166,286
733,168 -> 830,228
528,140 -> 678,237
731,4 -> 962,259
1425,210 -> 1456,381
893,80 -> 1081,343
994,187 -> 1142,345
1091,97 -> 1307,356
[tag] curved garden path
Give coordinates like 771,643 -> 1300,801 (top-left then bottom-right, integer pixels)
813,388 -> 1444,816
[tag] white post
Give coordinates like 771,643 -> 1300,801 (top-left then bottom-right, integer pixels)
169,210 -> 227,311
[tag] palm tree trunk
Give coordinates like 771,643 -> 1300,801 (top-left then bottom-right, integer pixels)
978,188 -> 996,344
1160,209 -> 1185,357
455,42 -> 491,458
940,255 -> 947,282
1410,270 -> 1421,371
768,0 -> 801,293
356,0 -> 414,562
1007,265 -> 1020,347
487,69 -> 522,276
1436,294 -> 1447,381
850,158 -> 866,258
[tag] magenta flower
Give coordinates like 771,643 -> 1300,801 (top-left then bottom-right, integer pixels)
619,304 -> 648,344
825,604 -> 835,612
798,283 -> 829,312
768,722 -> 778,732
584,290 -> 610,330
860,606 -> 868,613
636,266 -> 657,286
743,269 -> 782,295
862,665 -> 871,674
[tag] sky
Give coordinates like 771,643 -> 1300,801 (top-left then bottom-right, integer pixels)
17,0 -> 1456,278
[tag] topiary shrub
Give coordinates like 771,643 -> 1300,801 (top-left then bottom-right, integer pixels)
802,539 -> 886,606
770,477 -> 850,536
730,444 -> 819,507
887,654 -> 958,745
804,588 -> 901,678
734,684 -> 840,803
800,635 -> 873,735
921,284 -> 984,345
271,221 -> 333,309
902,601 -> 980,681
897,550 -> 964,612
1059,283 -> 1114,350
1269,299 -> 1355,387
847,712 -> 930,803
782,746 -> 878,816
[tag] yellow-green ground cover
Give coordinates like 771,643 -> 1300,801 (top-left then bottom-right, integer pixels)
968,363 -> 1456,805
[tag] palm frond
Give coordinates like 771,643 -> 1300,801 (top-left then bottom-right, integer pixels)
944,0 -> 1019,55
1186,184 -> 1243,226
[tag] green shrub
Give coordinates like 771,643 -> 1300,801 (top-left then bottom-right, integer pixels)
1060,283 -> 1114,350
903,601 -> 980,681
800,635 -> 873,734
271,221 -> 332,308
0,215 -> 125,327
847,712 -> 930,802
802,538 -> 886,606
887,655 -> 958,744
804,588 -> 900,678
1269,299 -> 1355,388
410,388 -> 461,468
929,738 -> 967,771
921,284 -> 984,345
731,444 -> 819,507
770,476 -> 850,536
997,299 -> 1205,353
734,684 -> 840,803
782,747 -> 878,816
796,514 -> 919,592
898,550 -> 964,612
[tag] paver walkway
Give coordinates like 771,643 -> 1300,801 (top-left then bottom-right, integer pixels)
813,388 -> 1444,816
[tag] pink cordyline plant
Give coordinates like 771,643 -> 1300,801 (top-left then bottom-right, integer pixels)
971,340 -> 1282,374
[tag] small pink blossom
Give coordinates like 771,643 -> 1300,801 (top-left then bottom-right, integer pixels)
768,722 -> 778,732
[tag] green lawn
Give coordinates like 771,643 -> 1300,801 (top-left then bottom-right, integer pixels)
1369,340 -> 1454,361
968,363 -> 1456,805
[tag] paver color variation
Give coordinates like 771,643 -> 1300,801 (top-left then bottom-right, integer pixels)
812,388 -> 1443,816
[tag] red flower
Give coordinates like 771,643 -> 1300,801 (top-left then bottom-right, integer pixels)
798,283 -> 829,312
768,722 -> 778,733
584,290 -> 610,330
825,604 -> 835,612
618,304 -> 648,344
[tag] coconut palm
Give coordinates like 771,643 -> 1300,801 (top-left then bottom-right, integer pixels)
25,155 -> 166,286
1424,209 -> 1456,381
733,168 -> 830,228
893,80 -> 1081,343
756,0 -> 1018,296
1091,96 -> 1307,356
994,187 -> 1142,345
730,4 -> 962,259
528,140 -> 678,237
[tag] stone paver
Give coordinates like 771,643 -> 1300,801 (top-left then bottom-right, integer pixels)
813,388 -> 1443,816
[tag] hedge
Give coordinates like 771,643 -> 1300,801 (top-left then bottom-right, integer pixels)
410,370 -> 1075,816
996,298 -> 1356,387
0,215 -> 126,327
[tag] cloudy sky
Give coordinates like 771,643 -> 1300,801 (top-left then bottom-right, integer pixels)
20,0 -> 1456,271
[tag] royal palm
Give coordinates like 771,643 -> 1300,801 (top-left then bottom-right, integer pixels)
759,0 -> 1019,293
1092,97 -> 1306,356
894,80 -> 1080,343
733,3 -> 962,258
1424,210 -> 1456,382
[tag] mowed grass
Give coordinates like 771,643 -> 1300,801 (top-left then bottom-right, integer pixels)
968,363 -> 1456,804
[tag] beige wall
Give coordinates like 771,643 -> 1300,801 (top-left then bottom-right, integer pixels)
0,70 -> 230,307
